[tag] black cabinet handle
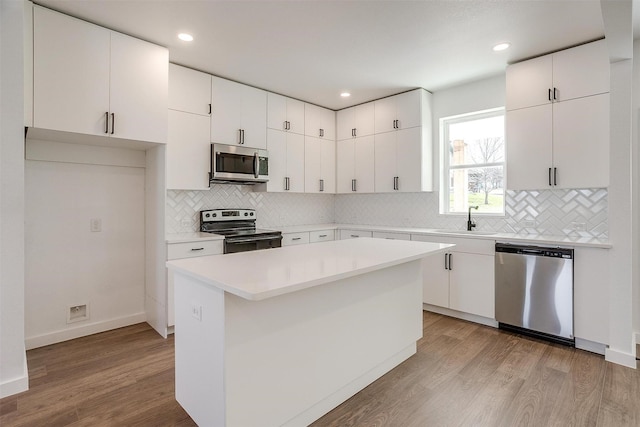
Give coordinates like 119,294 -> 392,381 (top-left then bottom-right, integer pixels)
208,103 -> 212,115
548,88 -> 552,102
292,237 -> 301,241
319,128 -> 324,138
238,129 -> 242,144
110,113 -> 115,135
548,168 -> 552,186
351,179 -> 356,192
105,112 -> 109,134
319,179 -> 324,192
553,87 -> 558,101
448,253 -> 453,270
444,253 -> 448,270
554,167 -> 558,186
190,247 -> 204,251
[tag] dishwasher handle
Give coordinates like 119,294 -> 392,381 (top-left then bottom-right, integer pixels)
495,242 -> 573,259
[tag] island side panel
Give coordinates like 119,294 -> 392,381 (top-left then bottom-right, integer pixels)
174,272 -> 226,427
224,260 -> 423,427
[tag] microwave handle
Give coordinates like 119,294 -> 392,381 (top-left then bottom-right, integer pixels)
253,152 -> 259,179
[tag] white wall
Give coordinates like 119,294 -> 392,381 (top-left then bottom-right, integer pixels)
633,40 -> 640,348
24,141 -> 146,349
0,0 -> 28,398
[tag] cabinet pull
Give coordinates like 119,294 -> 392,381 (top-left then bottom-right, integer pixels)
351,179 -> 356,192
319,179 -> 324,192
350,234 -> 359,238
292,237 -> 301,241
208,103 -> 212,115
548,168 -> 552,186
110,113 -> 115,135
448,253 -> 453,270
554,167 -> 558,186
319,234 -> 327,238
238,129 -> 242,144
548,88 -> 552,102
319,128 -> 324,137
553,87 -> 558,101
191,247 -> 204,251
444,253 -> 448,270
242,129 -> 245,144
393,176 -> 399,190
104,112 -> 109,134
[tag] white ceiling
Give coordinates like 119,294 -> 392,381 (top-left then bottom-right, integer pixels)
34,0 -> 606,110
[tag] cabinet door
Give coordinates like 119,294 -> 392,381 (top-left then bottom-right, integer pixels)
320,138 -> 336,193
355,102 -> 375,137
110,32 -> 168,144
374,132 -> 397,192
336,139 -> 355,193
33,6 -> 110,136
337,107 -> 356,141
374,96 -> 396,134
321,107 -> 336,141
449,252 -> 495,319
395,90 -> 422,130
211,76 -> 242,145
421,253 -> 450,307
240,85 -> 267,149
169,64 -> 211,115
305,104 -> 336,140
552,40 -> 609,102
573,247 -> 609,344
552,93 -> 609,189
267,93 -> 288,131
286,98 -> 305,135
354,135 -> 375,193
506,55 -> 552,111
506,104 -> 553,190
286,133 -> 305,192
304,136 -> 322,193
396,127 -> 424,192
167,110 -> 211,190
266,129 -> 287,192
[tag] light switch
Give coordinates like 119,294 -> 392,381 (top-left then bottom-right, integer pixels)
90,218 -> 102,232
190,303 -> 202,321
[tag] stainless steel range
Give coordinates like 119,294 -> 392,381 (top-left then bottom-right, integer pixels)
200,209 -> 282,254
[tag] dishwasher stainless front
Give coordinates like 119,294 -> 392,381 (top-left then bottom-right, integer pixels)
495,243 -> 574,345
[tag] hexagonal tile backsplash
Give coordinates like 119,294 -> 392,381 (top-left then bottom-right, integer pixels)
167,186 -> 607,239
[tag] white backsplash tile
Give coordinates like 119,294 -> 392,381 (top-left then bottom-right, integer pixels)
167,186 -> 608,239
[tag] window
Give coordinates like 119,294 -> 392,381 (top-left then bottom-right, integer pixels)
440,108 -> 505,215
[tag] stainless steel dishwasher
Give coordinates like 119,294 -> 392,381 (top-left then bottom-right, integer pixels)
495,243 -> 574,345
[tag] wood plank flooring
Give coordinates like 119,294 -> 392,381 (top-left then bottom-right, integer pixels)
1,312 -> 638,426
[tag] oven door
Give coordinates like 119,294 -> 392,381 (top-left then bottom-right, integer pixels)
224,235 -> 282,254
211,144 -> 268,183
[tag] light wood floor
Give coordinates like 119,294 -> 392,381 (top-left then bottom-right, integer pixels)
1,312 -> 638,426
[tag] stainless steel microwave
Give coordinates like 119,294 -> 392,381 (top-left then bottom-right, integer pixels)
210,144 -> 269,184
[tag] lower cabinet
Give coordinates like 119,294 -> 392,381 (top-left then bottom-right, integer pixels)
282,229 -> 336,246
372,231 -> 411,240
573,247 -> 609,346
412,234 -> 495,319
166,239 -> 224,327
339,229 -> 373,239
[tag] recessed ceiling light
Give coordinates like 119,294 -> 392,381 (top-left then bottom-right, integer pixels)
178,33 -> 194,42
493,42 -> 510,52
340,92 -> 351,98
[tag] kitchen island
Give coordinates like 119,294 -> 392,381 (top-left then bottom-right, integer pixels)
167,237 -> 453,427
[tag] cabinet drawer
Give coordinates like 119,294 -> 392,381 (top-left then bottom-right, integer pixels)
411,234 -> 494,255
282,232 -> 310,246
339,229 -> 373,239
309,230 -> 335,243
167,240 -> 223,260
372,231 -> 411,241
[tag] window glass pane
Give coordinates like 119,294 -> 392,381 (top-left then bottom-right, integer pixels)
448,115 -> 504,166
448,166 -> 504,214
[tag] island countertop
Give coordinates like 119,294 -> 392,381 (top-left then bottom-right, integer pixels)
166,237 -> 453,301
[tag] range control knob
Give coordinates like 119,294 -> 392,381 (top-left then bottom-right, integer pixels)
205,213 -> 210,218
212,213 -> 217,217
250,212 -> 254,216
244,212 -> 248,216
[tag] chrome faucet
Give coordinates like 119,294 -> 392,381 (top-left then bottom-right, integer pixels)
467,206 -> 479,231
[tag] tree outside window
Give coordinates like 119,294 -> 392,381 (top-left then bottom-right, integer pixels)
441,109 -> 505,215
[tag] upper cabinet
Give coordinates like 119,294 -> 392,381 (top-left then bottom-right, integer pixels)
305,136 -> 336,194
505,40 -> 610,190
374,90 -> 422,134
169,63 -> 211,116
337,103 -> 375,140
33,6 -> 168,144
267,93 -> 305,134
266,129 -> 305,193
305,104 -> 336,140
210,76 -> 267,150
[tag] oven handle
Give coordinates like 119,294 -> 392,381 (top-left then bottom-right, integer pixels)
253,152 -> 259,179
226,235 -> 281,244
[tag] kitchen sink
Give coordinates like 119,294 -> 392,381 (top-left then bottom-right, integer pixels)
430,229 -> 498,236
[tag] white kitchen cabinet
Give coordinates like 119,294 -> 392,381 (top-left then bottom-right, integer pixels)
412,234 -> 495,319
266,129 -> 305,192
506,40 -> 609,111
339,230 -> 373,239
337,103 -> 375,140
305,104 -> 336,140
573,247 -> 609,346
167,110 -> 211,190
309,230 -> 335,243
336,136 -> 375,193
374,127 -> 429,192
374,90 -> 422,134
210,76 -> 267,149
169,63 -> 211,116
281,232 -> 310,246
167,239 -> 224,327
304,136 -> 336,193
268,93 -> 305,134
372,231 -> 411,240
506,40 -> 610,191
33,6 -> 168,144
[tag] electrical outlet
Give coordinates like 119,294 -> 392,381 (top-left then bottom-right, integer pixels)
67,304 -> 89,323
572,222 -> 587,232
181,218 -> 192,228
190,303 -> 202,321
90,218 -> 102,232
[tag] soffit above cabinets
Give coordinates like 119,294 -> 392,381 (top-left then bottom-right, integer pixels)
34,0 -> 604,110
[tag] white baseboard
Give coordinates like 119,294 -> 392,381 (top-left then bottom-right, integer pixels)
605,347 -> 638,369
25,312 -> 146,350
423,304 -> 499,328
635,332 -> 640,347
0,354 -> 29,398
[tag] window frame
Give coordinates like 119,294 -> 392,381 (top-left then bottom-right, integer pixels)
439,107 -> 506,216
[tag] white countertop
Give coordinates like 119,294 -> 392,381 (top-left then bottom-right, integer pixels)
166,238 -> 453,301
